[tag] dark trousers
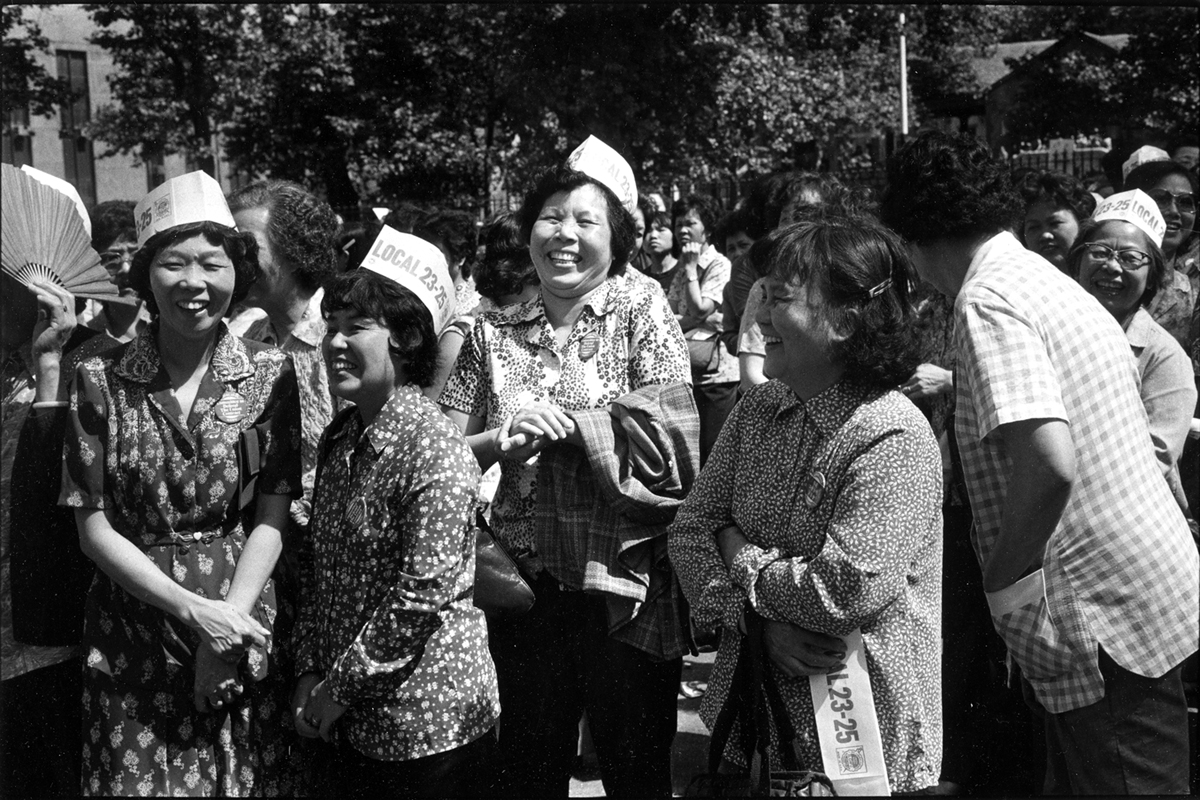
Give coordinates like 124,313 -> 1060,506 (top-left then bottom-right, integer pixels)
1032,649 -> 1191,795
329,728 -> 498,799
488,576 -> 681,798
0,657 -> 83,799
693,380 -> 739,467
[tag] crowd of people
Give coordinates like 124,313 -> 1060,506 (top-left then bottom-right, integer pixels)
1,128 -> 1197,798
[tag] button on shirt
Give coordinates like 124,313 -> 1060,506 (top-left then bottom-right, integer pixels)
953,232 -> 1199,714
439,272 -> 691,559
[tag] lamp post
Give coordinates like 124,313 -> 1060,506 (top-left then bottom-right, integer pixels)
899,11 -> 909,137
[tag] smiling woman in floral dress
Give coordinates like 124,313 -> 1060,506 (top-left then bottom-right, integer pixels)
61,172 -> 303,796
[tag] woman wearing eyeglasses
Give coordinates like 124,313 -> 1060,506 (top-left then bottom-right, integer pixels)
85,200 -> 151,343
1125,161 -> 1198,350
1068,190 -> 1196,512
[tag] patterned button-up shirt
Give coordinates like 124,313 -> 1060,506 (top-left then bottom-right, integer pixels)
243,289 -> 338,531
669,380 -> 943,793
667,244 -> 739,384
294,386 -> 499,761
439,272 -> 690,559
954,232 -> 1199,714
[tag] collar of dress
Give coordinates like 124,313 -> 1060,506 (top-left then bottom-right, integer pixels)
771,379 -> 871,436
115,320 -> 254,385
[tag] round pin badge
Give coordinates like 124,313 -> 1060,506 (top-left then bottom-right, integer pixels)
215,389 -> 247,424
578,331 -> 600,362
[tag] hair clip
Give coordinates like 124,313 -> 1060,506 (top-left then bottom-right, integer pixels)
866,277 -> 893,299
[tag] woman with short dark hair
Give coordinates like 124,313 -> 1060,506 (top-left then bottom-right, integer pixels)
1016,170 -> 1095,272
474,212 -> 539,309
63,173 -> 303,796
670,215 -> 943,794
292,252 -> 500,798
440,138 -> 696,798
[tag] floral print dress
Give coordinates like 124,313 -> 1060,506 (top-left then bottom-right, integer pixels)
60,323 -> 302,797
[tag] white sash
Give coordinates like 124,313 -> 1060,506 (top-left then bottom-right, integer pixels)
807,629 -> 891,795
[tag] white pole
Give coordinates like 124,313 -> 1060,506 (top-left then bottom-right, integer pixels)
899,12 -> 909,136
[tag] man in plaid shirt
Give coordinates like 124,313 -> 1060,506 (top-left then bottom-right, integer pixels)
881,131 -> 1198,795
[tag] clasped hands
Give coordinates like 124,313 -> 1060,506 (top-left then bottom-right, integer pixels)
291,672 -> 345,741
494,399 -> 580,462
189,598 -> 270,713
716,525 -> 847,679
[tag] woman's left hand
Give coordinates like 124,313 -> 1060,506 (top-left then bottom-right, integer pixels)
496,400 -> 578,460
302,679 -> 347,742
762,620 -> 847,678
193,644 -> 244,713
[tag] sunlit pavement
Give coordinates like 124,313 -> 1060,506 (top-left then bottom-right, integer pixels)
569,651 -> 716,797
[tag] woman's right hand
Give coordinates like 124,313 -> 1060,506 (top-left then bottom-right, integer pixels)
186,597 -> 270,661
679,241 -> 704,271
292,672 -> 322,738
495,400 -> 577,461
762,619 -> 846,678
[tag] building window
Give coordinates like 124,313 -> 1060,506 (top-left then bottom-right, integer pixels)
57,49 -> 96,207
3,106 -> 33,167
144,147 -> 166,190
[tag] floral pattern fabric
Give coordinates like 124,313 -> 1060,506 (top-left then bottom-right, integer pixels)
60,322 -> 303,796
294,385 -> 499,761
439,272 -> 690,559
668,380 -> 944,792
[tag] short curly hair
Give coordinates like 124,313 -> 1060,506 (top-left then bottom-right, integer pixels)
475,212 -> 538,305
1066,218 -> 1168,310
1016,170 -> 1096,239
751,214 -> 921,390
321,269 -> 440,388
1124,159 -> 1199,195
128,222 -> 259,317
880,131 -> 1022,244
518,166 -> 636,277
89,200 -> 137,252
227,180 -> 339,293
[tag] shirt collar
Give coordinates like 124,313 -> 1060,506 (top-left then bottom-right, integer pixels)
962,231 -> 1023,288
1123,306 -> 1153,350
772,379 -> 869,435
486,274 -> 624,327
115,321 -> 254,384
289,289 -> 326,347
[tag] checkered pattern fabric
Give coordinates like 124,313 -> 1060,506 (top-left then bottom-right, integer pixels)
954,233 -> 1199,714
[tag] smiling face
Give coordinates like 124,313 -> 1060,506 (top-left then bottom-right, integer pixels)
674,209 -> 708,247
322,307 -> 399,416
529,184 -> 615,300
1150,173 -> 1196,258
1076,220 -> 1152,325
149,234 -> 236,341
1022,200 -> 1080,269
755,275 -> 846,399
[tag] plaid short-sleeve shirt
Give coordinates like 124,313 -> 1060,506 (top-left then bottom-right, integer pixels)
954,232 -> 1198,714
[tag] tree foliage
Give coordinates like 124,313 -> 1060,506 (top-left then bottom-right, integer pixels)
1,5 -> 72,120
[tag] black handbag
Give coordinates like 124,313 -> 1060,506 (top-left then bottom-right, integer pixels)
685,611 -> 836,797
472,509 -> 535,619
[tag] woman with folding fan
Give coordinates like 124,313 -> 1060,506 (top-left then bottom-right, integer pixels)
58,172 -> 303,796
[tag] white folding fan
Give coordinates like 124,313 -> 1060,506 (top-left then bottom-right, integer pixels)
1,163 -> 131,304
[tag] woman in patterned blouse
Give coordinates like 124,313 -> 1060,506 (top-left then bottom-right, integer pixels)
440,161 -> 693,798
61,194 -> 304,795
292,264 -> 499,798
668,216 -> 944,792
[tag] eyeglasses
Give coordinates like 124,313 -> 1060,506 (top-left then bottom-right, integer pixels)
1146,189 -> 1196,214
1081,243 -> 1151,270
99,249 -> 137,272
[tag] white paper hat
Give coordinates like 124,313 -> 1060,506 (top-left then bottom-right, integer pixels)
133,171 -> 235,247
20,165 -> 91,238
1092,189 -> 1166,248
1121,145 -> 1170,180
360,226 -> 456,334
566,135 -> 637,214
